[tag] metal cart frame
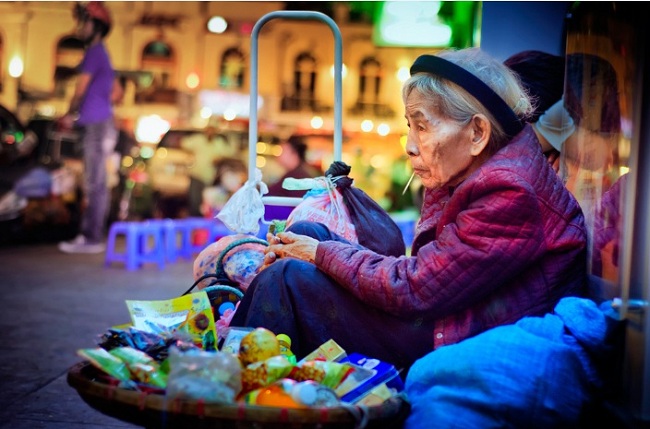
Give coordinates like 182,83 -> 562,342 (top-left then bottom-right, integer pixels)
247,11 -> 344,220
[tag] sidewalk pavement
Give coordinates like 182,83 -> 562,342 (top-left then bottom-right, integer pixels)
0,241 -> 197,428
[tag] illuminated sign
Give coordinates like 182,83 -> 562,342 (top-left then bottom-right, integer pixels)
373,1 -> 478,48
198,90 -> 263,119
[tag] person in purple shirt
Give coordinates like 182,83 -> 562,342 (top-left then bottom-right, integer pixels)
59,2 -> 121,254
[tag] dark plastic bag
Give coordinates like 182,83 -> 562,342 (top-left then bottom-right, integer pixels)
326,161 -> 406,257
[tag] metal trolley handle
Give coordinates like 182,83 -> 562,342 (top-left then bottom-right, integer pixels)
248,11 -> 344,211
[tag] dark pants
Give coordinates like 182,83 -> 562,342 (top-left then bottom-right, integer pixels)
188,176 -> 205,217
230,221 -> 436,374
79,118 -> 117,242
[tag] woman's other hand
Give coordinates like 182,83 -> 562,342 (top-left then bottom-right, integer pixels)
263,231 -> 318,266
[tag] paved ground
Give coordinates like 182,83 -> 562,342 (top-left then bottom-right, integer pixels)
0,241 -> 196,428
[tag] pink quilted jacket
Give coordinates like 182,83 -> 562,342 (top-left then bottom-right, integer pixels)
315,125 -> 588,350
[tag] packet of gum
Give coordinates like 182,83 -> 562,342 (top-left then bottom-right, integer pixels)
299,339 -> 347,363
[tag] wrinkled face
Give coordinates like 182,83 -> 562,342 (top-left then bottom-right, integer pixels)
404,90 -> 475,189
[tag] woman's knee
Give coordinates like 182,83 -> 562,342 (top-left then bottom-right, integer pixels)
251,258 -> 311,287
286,221 -> 330,239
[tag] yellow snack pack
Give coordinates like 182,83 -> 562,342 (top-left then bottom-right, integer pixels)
126,292 -> 217,351
299,339 -> 347,363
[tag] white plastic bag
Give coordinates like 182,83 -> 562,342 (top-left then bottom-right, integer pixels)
216,168 -> 268,235
286,176 -> 357,242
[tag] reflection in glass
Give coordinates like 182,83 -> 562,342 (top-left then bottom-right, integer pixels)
564,3 -> 637,293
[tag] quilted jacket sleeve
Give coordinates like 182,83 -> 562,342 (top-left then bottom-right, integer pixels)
314,167 -> 548,319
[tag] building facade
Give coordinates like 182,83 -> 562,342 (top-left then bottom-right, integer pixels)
0,1 -> 478,204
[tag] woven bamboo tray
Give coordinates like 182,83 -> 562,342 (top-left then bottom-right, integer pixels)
67,361 -> 410,429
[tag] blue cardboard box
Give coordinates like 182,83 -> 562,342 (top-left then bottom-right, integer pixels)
335,353 -> 404,403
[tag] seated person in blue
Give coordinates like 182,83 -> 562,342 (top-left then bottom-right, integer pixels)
230,47 -> 588,374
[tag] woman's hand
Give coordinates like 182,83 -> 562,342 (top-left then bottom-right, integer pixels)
263,231 -> 318,267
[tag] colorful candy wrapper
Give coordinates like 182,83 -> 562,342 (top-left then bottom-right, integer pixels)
77,348 -> 133,385
289,360 -> 355,389
109,346 -> 168,388
241,355 -> 295,394
125,292 -> 217,351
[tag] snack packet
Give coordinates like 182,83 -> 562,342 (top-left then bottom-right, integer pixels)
240,355 -> 295,394
289,360 -> 355,389
98,326 -> 171,359
166,346 -> 242,403
126,292 -> 217,351
77,347 -> 133,386
219,326 -> 253,354
109,346 -> 168,388
299,338 -> 347,363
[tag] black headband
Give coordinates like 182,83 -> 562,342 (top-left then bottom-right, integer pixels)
410,54 -> 525,138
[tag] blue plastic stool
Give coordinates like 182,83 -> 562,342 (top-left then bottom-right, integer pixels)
105,221 -> 166,271
146,218 -> 186,263
175,217 -> 233,260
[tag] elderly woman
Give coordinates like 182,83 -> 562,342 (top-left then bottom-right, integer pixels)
230,48 -> 587,372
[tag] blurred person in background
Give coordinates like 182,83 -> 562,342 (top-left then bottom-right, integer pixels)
201,157 -> 248,218
562,52 -> 620,199
266,135 -> 322,198
564,52 -> 622,284
181,126 -> 234,217
58,1 -> 121,254
504,50 -> 575,173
